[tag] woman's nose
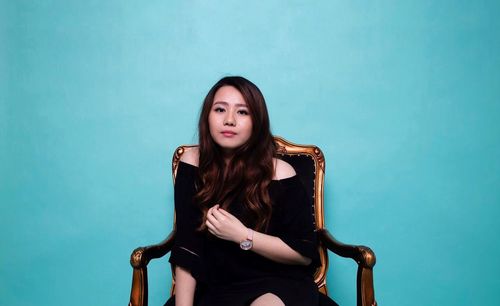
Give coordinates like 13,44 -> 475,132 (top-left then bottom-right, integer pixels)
224,111 -> 236,126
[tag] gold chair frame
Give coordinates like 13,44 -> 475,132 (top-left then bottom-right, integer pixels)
129,136 -> 377,306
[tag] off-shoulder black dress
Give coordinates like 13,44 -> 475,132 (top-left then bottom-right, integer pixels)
168,161 -> 320,306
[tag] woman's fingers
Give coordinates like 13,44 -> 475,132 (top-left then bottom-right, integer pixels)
216,208 -> 232,218
211,207 -> 226,221
206,212 -> 219,226
206,206 -> 248,243
205,219 -> 218,235
206,205 -> 224,235
207,204 -> 222,220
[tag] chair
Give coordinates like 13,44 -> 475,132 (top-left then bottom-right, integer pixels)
129,136 -> 377,306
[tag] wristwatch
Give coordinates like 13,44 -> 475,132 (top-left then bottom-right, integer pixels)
239,228 -> 254,250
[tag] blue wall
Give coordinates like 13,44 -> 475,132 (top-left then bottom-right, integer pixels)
2,1 -> 499,305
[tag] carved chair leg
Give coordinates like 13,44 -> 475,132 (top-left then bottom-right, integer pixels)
129,267 -> 148,306
357,266 -> 376,306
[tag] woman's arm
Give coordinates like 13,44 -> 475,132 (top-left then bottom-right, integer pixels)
174,266 -> 196,306
205,205 -> 311,266
257,159 -> 312,265
251,230 -> 312,265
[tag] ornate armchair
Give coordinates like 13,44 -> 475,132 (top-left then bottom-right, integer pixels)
129,137 -> 376,306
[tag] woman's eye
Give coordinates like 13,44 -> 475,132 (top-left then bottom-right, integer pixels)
214,107 -> 225,113
238,110 -> 249,115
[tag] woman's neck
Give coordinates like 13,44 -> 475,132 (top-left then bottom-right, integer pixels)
221,149 -> 235,165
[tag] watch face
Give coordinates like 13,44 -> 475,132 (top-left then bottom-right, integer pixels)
240,240 -> 253,250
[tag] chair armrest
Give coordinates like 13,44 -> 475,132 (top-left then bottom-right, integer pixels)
317,228 -> 376,268
130,231 -> 176,269
317,228 -> 377,306
129,231 -> 176,306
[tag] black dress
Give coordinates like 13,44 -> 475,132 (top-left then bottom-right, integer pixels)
168,161 -> 321,306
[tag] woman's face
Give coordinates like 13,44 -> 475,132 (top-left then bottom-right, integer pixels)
208,86 -> 253,154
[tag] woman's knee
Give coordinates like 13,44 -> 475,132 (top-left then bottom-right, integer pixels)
250,293 -> 285,306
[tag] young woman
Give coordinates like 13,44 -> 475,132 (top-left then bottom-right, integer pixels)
168,76 -> 320,306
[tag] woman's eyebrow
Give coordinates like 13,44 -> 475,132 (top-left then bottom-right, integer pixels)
213,101 -> 228,106
213,101 -> 248,107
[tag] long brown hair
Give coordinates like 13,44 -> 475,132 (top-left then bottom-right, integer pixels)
195,76 -> 276,231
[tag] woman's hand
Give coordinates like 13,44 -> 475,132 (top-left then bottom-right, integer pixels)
206,204 -> 247,243
205,205 -> 312,265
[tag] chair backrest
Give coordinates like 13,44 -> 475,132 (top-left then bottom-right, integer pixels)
171,136 -> 329,294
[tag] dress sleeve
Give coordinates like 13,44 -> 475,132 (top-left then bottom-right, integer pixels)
168,162 -> 205,281
275,177 -> 320,267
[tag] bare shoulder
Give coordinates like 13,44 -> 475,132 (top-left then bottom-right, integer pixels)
273,158 -> 296,180
180,146 -> 199,167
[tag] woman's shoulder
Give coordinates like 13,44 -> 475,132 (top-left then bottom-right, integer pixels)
273,158 -> 296,180
180,146 -> 199,167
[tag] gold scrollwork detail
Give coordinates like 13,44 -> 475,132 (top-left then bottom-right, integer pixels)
276,145 -> 287,154
130,247 -> 145,268
173,147 -> 184,168
313,147 -> 325,172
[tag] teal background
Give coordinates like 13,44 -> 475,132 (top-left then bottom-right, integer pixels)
2,1 -> 499,305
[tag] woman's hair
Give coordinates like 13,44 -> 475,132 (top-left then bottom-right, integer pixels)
195,76 -> 276,231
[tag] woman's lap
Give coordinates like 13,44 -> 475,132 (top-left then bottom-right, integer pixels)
164,281 -> 340,306
198,277 -> 318,306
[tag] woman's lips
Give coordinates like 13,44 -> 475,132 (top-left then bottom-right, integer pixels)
221,131 -> 236,137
